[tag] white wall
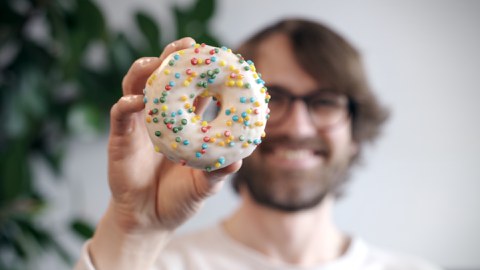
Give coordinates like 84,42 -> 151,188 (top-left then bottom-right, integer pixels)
38,0 -> 480,269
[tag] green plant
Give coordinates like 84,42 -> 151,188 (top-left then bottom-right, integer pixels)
0,0 -> 221,268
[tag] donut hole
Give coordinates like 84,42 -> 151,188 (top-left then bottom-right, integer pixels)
193,95 -> 221,122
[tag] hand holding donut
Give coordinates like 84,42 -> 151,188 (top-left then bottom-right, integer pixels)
89,38 -> 242,270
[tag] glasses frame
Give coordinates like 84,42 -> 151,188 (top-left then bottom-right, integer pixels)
266,86 -> 351,129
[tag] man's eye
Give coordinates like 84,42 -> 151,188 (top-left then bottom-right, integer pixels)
311,98 -> 339,108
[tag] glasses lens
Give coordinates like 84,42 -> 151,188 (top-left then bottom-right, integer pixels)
308,92 -> 348,128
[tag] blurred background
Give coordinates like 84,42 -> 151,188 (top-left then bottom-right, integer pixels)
1,0 -> 479,269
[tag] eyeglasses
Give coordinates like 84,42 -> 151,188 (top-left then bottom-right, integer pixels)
267,86 -> 350,129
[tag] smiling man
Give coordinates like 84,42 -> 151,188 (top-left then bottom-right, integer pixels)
76,19 -> 441,270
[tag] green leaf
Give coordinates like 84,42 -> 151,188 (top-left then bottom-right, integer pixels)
0,0 -> 24,26
108,33 -> 138,72
38,146 -> 64,177
16,217 -> 50,246
185,20 -> 206,39
0,1 -> 24,48
48,235 -> 74,265
197,33 -> 221,47
45,2 -> 70,53
135,12 -> 162,55
70,219 -> 94,239
1,219 -> 27,260
14,216 -> 73,264
172,0 -> 219,43
76,0 -> 107,40
173,6 -> 190,39
0,138 -> 32,204
191,0 -> 216,22
67,103 -> 106,136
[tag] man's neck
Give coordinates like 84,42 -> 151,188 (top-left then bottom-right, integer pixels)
223,191 -> 349,267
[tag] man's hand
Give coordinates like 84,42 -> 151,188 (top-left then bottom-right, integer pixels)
88,37 -> 241,270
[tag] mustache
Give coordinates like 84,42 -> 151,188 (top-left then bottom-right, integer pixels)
259,135 -> 330,153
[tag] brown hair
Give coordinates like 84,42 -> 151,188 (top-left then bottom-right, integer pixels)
232,19 -> 389,193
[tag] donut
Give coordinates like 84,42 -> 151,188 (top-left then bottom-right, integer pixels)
143,43 -> 270,171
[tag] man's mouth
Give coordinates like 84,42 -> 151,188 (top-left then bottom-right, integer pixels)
264,147 -> 327,169
272,149 -> 320,159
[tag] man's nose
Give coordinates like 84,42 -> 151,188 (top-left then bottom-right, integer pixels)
272,100 -> 317,138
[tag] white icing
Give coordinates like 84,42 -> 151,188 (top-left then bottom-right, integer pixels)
144,44 -> 269,171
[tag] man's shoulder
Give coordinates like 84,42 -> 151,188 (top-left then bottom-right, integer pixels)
357,239 -> 442,270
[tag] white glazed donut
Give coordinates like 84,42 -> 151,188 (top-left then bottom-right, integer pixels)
143,43 -> 270,171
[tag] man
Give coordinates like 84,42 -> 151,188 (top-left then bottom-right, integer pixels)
76,19 -> 440,269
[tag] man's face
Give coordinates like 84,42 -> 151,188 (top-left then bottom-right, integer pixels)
238,34 -> 357,212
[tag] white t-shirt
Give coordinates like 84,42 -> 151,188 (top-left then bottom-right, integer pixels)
76,224 -> 441,270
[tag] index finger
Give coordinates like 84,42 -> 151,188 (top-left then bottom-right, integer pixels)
122,37 -> 196,96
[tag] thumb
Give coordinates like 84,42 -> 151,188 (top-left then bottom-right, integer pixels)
206,160 -> 243,182
190,161 -> 243,199
110,95 -> 145,136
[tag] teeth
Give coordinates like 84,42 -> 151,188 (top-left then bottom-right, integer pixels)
275,149 -> 313,160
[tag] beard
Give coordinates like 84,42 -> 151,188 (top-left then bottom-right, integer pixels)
233,135 -> 352,212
